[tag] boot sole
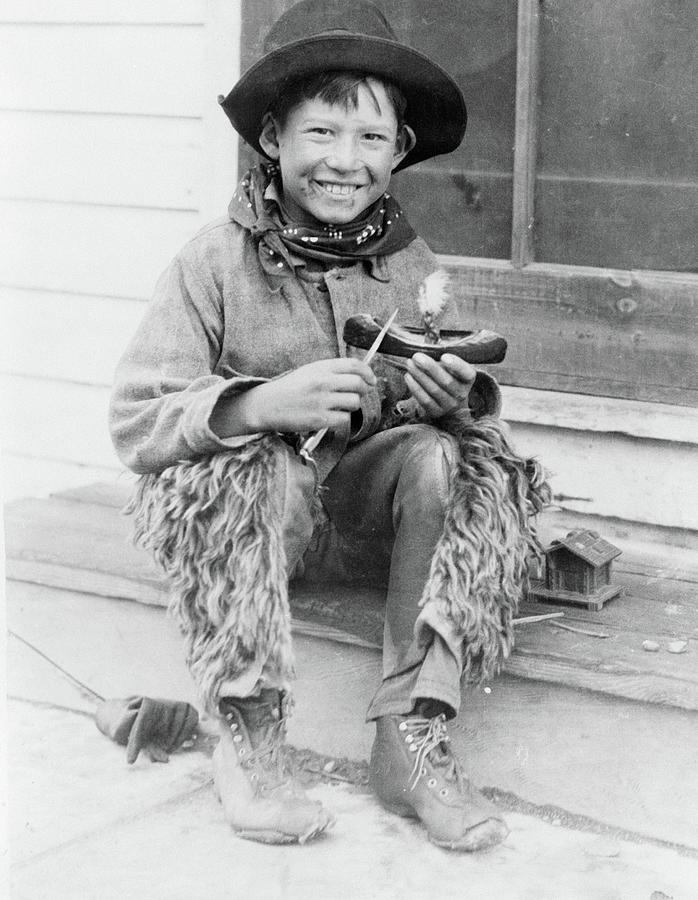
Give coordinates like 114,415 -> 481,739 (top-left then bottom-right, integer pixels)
430,818 -> 509,853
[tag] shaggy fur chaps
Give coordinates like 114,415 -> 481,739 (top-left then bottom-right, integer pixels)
126,436 -> 294,713
419,411 -> 551,683
127,420 -> 550,711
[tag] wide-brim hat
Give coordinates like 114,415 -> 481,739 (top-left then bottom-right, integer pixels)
219,0 -> 467,172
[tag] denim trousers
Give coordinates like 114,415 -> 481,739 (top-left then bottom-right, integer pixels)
221,424 -> 467,719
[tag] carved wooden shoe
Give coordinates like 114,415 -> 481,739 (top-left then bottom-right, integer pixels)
370,713 -> 508,851
213,692 -> 334,845
343,315 -> 507,364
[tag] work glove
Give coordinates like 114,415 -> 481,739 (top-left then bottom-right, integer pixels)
95,696 -> 199,764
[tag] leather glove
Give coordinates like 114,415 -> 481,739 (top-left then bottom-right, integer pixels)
95,696 -> 199,764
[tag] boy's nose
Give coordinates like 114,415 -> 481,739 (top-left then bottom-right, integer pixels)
324,136 -> 361,172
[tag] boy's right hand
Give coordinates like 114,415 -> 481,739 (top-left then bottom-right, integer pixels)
213,358 -> 377,437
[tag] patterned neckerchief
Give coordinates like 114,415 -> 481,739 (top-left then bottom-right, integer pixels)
228,163 -> 416,284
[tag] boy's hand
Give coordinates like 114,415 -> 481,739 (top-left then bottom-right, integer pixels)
220,358 -> 377,436
405,352 -> 476,418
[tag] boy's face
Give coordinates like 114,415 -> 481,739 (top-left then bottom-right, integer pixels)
262,79 -> 410,226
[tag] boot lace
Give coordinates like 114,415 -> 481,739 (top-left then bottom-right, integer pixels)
401,714 -> 458,791
243,717 -> 289,794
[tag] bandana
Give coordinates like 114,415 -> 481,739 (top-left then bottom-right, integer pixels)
228,163 -> 416,283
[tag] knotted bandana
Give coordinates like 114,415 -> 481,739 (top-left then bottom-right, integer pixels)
228,163 -> 416,282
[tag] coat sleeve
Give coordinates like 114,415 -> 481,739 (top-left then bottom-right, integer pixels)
109,253 -> 267,474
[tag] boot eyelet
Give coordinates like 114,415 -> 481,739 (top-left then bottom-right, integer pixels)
409,745 -> 418,753
250,772 -> 258,781
233,735 -> 243,743
229,722 -> 238,731
421,768 -> 427,777
405,735 -> 413,744
398,722 -> 408,731
238,748 -> 246,756
225,713 -> 234,721
439,788 -> 448,797
428,778 -> 437,788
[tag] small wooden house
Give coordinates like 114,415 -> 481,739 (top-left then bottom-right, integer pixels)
530,529 -> 622,611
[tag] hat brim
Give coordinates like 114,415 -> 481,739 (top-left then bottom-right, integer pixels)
220,33 -> 466,172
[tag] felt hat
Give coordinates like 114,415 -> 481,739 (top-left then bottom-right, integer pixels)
219,0 -> 467,171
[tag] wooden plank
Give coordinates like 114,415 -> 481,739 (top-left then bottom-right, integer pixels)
0,2 -> 205,23
510,421 -> 698,530
502,653 -> 698,711
1,201 -> 199,299
1,377 -> 118,469
1,112 -> 202,210
1,288 -> 144,386
439,256 -> 698,406
501,386 -> 698,446
511,0 -> 540,266
1,24 -> 205,117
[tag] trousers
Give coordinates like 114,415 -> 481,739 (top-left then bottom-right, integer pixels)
220,424 -> 469,719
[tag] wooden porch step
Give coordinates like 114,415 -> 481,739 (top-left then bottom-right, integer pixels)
5,482 -> 698,711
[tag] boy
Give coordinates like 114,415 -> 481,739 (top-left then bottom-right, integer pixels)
110,0 -> 547,852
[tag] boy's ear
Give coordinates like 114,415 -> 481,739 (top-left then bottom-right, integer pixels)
259,112 -> 281,160
392,124 -> 417,171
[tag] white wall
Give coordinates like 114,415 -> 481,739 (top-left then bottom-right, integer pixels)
1,1 -> 241,500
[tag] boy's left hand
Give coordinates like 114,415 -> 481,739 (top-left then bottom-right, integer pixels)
405,352 -> 476,418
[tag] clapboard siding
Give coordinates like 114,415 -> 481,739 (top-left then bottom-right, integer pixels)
0,2 -> 205,23
1,112 -> 203,209
0,6 -> 238,499
1,24 -> 206,116
509,422 -> 698,531
1,288 -> 144,386
2,201 -> 200,299
2,376 -> 116,469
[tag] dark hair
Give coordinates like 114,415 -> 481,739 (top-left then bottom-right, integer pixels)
268,70 -> 407,130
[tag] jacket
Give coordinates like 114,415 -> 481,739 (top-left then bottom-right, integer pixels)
109,214 -> 498,477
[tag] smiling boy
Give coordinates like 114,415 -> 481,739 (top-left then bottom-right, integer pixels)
110,0 -> 547,852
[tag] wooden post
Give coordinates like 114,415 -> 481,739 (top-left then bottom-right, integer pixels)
511,0 -> 541,268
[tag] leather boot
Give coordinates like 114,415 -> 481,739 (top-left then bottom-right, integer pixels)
370,712 -> 508,851
213,690 -> 334,844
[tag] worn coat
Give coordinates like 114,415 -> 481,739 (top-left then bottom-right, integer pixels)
109,215 -> 498,479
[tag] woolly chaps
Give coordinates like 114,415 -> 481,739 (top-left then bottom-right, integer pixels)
126,436 -> 294,713
127,422 -> 550,712
418,411 -> 550,683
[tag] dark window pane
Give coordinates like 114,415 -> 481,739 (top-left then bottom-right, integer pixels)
387,0 -> 517,258
536,0 -> 698,271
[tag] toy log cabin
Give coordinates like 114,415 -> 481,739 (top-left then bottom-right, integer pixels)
529,529 -> 622,611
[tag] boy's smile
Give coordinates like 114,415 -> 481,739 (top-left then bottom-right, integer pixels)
262,79 -> 410,227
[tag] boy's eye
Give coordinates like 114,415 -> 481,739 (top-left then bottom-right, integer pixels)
307,127 -> 332,136
363,133 -> 387,142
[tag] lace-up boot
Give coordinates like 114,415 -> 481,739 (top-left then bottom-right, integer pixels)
213,690 -> 334,844
370,712 -> 508,851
